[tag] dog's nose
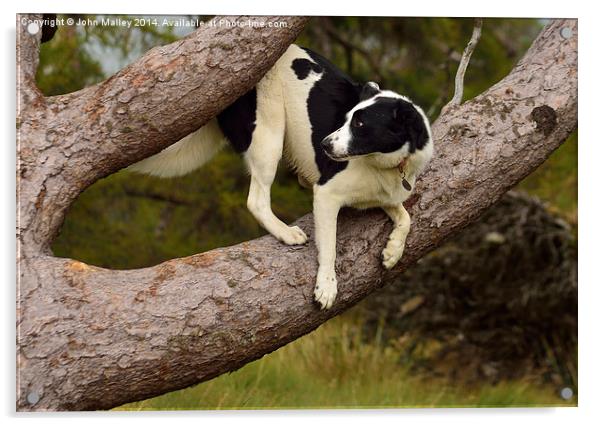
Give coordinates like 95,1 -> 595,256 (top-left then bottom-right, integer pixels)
321,136 -> 333,150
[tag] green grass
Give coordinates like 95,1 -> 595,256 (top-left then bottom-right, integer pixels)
117,315 -> 575,410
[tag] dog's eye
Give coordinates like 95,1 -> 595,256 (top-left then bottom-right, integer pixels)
351,116 -> 364,128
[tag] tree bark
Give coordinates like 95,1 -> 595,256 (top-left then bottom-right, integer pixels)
17,17 -> 577,411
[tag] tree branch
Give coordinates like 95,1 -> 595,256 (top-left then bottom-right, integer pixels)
16,15 -> 42,96
17,18 -> 577,411
441,18 -> 483,114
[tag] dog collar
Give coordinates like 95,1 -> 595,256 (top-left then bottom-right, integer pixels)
398,159 -> 412,191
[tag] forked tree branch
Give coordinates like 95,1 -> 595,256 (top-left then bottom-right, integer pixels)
16,18 -> 577,410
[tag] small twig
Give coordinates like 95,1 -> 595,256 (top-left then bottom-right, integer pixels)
441,18 -> 483,114
123,187 -> 194,206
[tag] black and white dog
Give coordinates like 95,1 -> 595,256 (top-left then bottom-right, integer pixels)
130,44 -> 433,309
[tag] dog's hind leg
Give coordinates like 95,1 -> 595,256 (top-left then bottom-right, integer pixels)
244,80 -> 308,246
245,135 -> 307,245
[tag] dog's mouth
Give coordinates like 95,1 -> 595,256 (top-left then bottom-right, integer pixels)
323,145 -> 357,162
324,151 -> 349,162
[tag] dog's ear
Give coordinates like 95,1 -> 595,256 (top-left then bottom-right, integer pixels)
359,82 -> 380,101
393,99 -> 410,121
393,99 -> 428,151
393,99 -> 420,122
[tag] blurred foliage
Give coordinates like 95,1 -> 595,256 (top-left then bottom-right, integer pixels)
37,14 -> 178,96
52,151 -> 311,269
519,131 -> 578,226
36,23 -> 104,96
35,16 -> 577,407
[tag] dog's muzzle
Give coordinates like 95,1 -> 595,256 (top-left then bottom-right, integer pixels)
321,135 -> 346,161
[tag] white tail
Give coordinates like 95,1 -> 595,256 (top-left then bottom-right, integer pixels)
128,119 -> 226,178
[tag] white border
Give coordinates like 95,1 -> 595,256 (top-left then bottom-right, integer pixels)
0,0 -> 584,17
3,1 -> 599,425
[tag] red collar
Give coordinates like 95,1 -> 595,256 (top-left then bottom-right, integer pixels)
398,158 -> 412,191
398,158 -> 408,175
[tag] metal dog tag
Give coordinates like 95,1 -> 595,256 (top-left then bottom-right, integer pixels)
402,178 -> 412,191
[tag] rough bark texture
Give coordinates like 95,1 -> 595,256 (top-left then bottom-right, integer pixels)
16,16 -> 577,411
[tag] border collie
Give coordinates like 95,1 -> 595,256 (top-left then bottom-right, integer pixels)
130,44 -> 433,309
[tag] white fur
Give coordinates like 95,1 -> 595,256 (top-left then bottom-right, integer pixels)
129,44 -> 433,310
128,118 -> 226,178
244,60 -> 309,245
279,46 -> 323,185
365,81 -> 380,92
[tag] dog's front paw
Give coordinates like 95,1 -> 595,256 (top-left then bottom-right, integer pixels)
314,272 -> 337,310
279,225 -> 308,246
382,238 -> 405,269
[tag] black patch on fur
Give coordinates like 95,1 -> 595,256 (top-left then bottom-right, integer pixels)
217,88 -> 257,153
346,97 -> 429,157
291,58 -> 323,80
301,48 -> 363,185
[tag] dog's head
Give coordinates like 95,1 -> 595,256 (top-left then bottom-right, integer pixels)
321,82 -> 431,163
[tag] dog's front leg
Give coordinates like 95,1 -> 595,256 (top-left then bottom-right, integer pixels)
381,204 -> 411,269
312,186 -> 341,310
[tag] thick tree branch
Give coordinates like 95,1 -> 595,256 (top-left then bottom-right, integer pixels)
17,19 -> 577,411
17,13 -> 46,262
